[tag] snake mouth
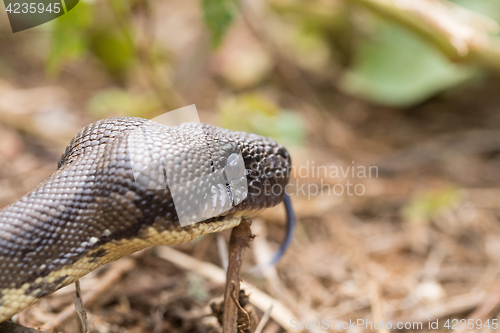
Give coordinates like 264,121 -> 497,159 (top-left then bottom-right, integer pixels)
197,209 -> 256,227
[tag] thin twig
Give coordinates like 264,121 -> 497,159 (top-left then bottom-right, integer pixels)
222,218 -> 253,333
388,291 -> 486,326
154,246 -> 297,332
453,287 -> 500,333
40,258 -> 135,332
74,280 -> 89,333
217,234 -> 230,272
254,305 -> 273,333
369,282 -> 389,333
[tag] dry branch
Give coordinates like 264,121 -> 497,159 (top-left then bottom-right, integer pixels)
453,287 -> 500,333
74,280 -> 89,333
155,246 -> 297,332
222,218 -> 253,333
39,258 -> 135,332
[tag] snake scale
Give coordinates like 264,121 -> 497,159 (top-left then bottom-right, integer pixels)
0,117 -> 291,322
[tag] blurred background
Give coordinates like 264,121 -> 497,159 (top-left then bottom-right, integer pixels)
2,0 -> 500,332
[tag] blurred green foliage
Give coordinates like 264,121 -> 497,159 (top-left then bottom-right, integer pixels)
340,20 -> 477,107
46,1 -> 92,76
451,0 -> 500,23
89,28 -> 135,76
43,0 -> 500,115
201,0 -> 236,47
89,88 -> 162,118
218,94 -> 306,147
403,187 -> 462,225
271,0 -> 499,107
47,0 -> 136,78
48,0 -> 239,75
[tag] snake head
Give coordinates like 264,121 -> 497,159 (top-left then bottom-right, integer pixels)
213,127 -> 292,212
170,123 -> 292,220
59,118 -> 292,227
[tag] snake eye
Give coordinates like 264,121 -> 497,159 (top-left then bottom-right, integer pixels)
224,153 -> 245,181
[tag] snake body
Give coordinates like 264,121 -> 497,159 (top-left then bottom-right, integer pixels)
0,117 -> 291,322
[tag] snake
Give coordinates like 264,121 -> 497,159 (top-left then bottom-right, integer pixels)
0,117 -> 291,323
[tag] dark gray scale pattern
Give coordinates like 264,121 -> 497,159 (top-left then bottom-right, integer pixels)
0,117 -> 291,294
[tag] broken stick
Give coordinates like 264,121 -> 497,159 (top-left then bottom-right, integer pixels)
222,218 -> 253,333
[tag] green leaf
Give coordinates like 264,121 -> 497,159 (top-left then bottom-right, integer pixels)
218,93 -> 306,147
46,1 -> 92,76
89,88 -> 161,118
402,187 -> 462,225
450,0 -> 500,24
201,0 -> 235,47
89,28 -> 135,77
341,20 -> 478,107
